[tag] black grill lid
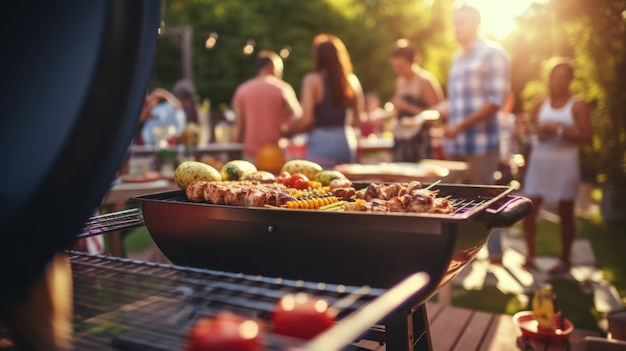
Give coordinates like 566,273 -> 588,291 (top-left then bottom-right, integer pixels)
0,0 -> 161,314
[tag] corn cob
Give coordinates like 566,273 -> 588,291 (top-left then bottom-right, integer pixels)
284,194 -> 338,209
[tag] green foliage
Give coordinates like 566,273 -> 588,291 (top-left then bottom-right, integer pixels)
152,0 -> 456,107
153,0 -> 626,186
507,0 -> 626,184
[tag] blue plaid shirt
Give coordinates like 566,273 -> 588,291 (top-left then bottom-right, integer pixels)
444,39 -> 510,156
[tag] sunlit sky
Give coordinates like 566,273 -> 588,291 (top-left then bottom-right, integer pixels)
456,0 -> 548,39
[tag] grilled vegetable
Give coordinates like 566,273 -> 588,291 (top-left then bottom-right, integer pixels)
187,311 -> 264,351
220,160 -> 257,181
285,195 -> 338,209
272,293 -> 335,340
280,159 -> 322,179
289,173 -> 310,190
175,161 -> 222,190
314,170 -> 347,186
240,170 -> 276,183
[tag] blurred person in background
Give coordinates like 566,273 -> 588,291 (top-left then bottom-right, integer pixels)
138,87 -> 186,147
173,78 -> 199,125
282,33 -> 366,169
360,92 -> 388,138
231,50 -> 302,163
521,58 -> 592,274
440,5 -> 511,265
389,38 -> 444,163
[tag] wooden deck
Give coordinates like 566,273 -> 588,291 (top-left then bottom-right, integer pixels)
355,301 -> 601,351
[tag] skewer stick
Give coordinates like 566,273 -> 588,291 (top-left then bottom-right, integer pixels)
424,179 -> 441,191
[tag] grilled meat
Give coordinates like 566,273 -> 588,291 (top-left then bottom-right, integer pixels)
186,181 -> 207,202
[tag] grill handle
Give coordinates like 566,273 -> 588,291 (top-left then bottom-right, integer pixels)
481,195 -> 532,228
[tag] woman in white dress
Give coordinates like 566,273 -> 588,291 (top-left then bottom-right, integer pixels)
522,59 -> 593,273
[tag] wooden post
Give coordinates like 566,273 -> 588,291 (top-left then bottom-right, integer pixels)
162,26 -> 193,80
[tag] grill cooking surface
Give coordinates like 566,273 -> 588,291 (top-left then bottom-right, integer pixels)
69,251 -> 427,351
138,184 -> 508,219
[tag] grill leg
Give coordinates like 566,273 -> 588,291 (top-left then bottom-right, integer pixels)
384,304 -> 432,351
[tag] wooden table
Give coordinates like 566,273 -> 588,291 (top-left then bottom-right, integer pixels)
131,142 -> 243,162
102,178 -> 179,257
335,159 -> 469,184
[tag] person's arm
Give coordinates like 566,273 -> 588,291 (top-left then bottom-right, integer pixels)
231,92 -> 245,143
445,102 -> 500,139
150,88 -> 182,109
538,100 -> 592,144
282,73 -> 318,137
568,100 -> 593,144
348,73 -> 366,128
422,72 -> 444,107
281,83 -> 303,120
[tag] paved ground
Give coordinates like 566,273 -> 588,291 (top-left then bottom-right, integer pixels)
451,204 -> 624,332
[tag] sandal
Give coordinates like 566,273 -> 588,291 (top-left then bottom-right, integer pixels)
549,259 -> 571,274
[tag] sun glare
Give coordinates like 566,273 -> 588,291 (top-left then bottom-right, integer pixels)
457,0 -> 548,40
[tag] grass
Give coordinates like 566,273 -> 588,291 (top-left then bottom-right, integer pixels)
450,189 -> 626,334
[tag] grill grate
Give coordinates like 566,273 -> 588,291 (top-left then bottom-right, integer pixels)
78,208 -> 145,238
69,251 -> 403,351
138,190 -> 494,218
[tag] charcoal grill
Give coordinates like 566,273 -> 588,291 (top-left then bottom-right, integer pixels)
131,182 -> 532,351
67,251 -> 430,351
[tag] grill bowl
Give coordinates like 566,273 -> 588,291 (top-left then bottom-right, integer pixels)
134,183 -> 529,308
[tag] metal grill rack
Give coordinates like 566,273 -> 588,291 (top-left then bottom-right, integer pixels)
69,251 -> 429,351
78,208 -> 145,238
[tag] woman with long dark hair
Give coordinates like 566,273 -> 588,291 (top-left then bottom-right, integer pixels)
283,34 -> 365,169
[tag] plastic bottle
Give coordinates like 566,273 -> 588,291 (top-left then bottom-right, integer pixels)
532,283 -> 556,330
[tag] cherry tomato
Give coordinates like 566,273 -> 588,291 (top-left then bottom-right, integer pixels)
276,171 -> 291,186
289,173 -> 310,190
187,311 -> 265,351
272,292 -> 335,340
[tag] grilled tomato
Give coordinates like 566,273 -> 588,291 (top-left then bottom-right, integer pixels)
289,173 -> 310,190
187,311 -> 265,351
272,292 -> 335,340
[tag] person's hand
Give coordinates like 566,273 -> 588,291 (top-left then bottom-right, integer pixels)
391,95 -> 408,112
444,123 -> 463,139
280,122 -> 292,139
537,122 -> 560,141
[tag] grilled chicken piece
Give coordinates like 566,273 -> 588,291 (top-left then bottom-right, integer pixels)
332,187 -> 356,201
204,182 -> 227,204
186,181 -> 207,202
403,192 -> 434,213
244,188 -> 268,207
430,197 -> 453,214
329,178 -> 352,190
224,186 -> 248,206
406,180 -> 423,194
387,197 -> 407,212
384,183 -> 404,198
275,191 -> 295,207
362,183 -> 381,201
365,198 -> 389,212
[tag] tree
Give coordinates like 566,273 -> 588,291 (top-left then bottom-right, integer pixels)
507,0 -> 626,185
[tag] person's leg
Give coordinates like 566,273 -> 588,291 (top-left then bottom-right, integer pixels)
474,150 -> 504,262
522,196 -> 543,267
557,199 -> 576,265
487,228 -> 504,264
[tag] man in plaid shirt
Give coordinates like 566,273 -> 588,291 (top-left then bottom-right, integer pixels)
443,5 -> 511,264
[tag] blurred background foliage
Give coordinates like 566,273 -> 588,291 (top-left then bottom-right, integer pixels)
151,0 -> 626,185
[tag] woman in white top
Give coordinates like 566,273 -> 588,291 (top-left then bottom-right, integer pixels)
522,58 -> 593,273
